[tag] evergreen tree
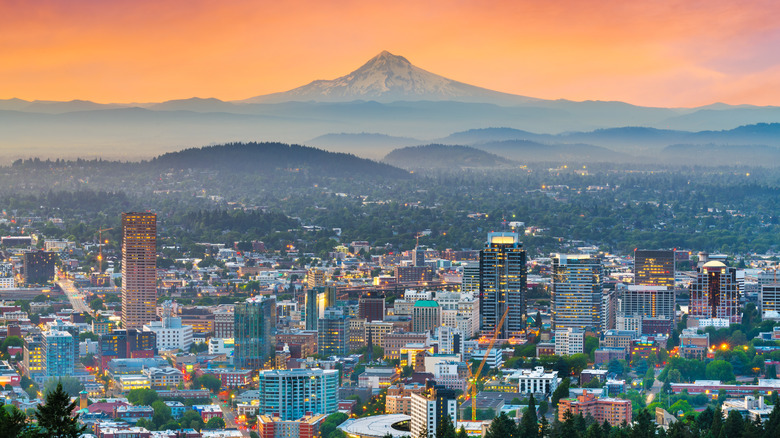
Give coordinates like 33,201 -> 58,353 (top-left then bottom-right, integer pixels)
585,423 -> 602,438
33,382 -> 86,438
723,410 -> 743,438
741,415 -> 763,438
552,378 -> 571,408
600,420 -> 611,438
573,413 -> 587,435
437,414 -> 457,438
765,396 -> 780,438
0,403 -> 28,438
485,412 -> 518,438
696,407 -> 715,435
629,409 -> 655,438
711,406 -> 724,438
457,426 -> 469,438
519,394 -> 538,438
559,411 -> 578,438
539,416 -> 551,438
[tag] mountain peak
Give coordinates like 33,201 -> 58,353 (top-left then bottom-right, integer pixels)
240,52 -> 534,104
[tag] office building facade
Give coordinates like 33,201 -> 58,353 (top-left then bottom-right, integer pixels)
317,308 -> 348,358
633,250 -> 675,287
43,330 -> 74,378
257,369 -> 339,420
479,232 -> 526,338
121,212 -> 157,330
23,250 -> 57,285
412,300 -> 441,333
410,383 -> 458,438
552,254 -> 603,331
234,295 -> 277,369
690,261 -> 740,323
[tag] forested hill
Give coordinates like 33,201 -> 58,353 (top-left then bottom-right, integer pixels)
147,142 -> 409,178
384,144 -> 516,169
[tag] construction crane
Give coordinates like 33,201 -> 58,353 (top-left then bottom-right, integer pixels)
97,228 -> 113,273
465,304 -> 511,421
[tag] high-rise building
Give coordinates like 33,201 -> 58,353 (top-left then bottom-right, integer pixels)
317,307 -> 348,358
257,368 -> 339,420
23,250 -> 57,285
142,317 -> 194,351
690,261 -> 740,323
479,232 -> 527,338
410,382 -> 458,438
618,285 -> 676,320
23,334 -> 43,378
554,327 -> 585,356
413,246 -> 426,267
42,330 -> 74,378
551,254 -> 603,331
633,250 -> 675,287
98,329 -> 157,371
121,212 -> 157,330
234,295 -> 277,369
307,268 -> 325,289
358,293 -> 385,322
305,287 -> 337,330
213,306 -> 235,338
460,264 -> 480,294
412,300 -> 441,333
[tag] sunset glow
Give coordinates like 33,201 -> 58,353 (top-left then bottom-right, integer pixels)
3,0 -> 780,106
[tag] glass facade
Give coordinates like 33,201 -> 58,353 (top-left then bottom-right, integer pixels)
234,295 -> 277,370
552,254 -> 603,331
479,232 -> 527,338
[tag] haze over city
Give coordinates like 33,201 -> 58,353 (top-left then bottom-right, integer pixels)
1,3 -> 779,438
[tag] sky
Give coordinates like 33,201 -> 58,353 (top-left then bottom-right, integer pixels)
2,0 -> 780,107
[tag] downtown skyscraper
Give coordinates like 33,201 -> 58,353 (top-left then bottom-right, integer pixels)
234,295 -> 277,369
121,212 -> 157,330
479,232 -> 527,338
551,254 -> 603,331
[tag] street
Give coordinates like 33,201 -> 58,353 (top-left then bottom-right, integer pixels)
217,401 -> 250,437
57,276 -> 92,315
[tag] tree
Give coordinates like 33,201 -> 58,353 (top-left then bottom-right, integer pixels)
250,433 -> 260,438
538,400 -> 549,417
630,409 -> 655,438
723,410 -> 743,438
436,414 -> 457,438
552,378 -> 570,408
585,423 -> 603,438
0,402 -> 28,437
706,361 -> 735,382
151,400 -> 172,427
205,417 -> 226,429
127,388 -> 159,406
43,377 -> 84,398
485,412 -> 517,438
519,394 -> 538,438
193,374 -> 221,393
1,336 -> 23,355
34,382 -> 86,438
89,298 -> 104,311
584,336 -> 599,360
457,426 -> 469,438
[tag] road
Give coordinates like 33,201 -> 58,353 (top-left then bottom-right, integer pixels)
646,369 -> 664,405
217,402 -> 250,437
57,276 -> 92,314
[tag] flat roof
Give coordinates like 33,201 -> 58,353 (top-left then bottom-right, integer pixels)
339,414 -> 411,438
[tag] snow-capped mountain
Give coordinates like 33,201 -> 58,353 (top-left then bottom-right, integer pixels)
240,51 -> 536,104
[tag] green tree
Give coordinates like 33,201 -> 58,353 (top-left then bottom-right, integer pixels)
436,414 -> 457,438
457,426 -> 469,438
552,377 -> 570,408
127,388 -> 159,406
0,402 -> 28,437
519,393 -> 538,438
706,360 -> 735,382
585,423 -> 603,438
205,417 -> 226,429
33,382 -> 86,438
89,298 -> 104,311
723,410 -> 743,438
151,400 -> 172,427
43,377 -> 84,398
484,412 -> 517,438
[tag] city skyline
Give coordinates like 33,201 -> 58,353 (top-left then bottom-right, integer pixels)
3,1 -> 780,106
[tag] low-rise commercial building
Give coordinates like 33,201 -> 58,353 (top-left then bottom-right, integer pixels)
557,390 -> 632,426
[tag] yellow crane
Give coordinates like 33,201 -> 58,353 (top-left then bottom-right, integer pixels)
97,228 -> 113,273
465,304 -> 511,421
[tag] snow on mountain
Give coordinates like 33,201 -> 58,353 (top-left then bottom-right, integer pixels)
240,51 -> 536,104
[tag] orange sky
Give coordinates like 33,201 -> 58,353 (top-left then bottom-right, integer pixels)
2,0 -> 780,107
